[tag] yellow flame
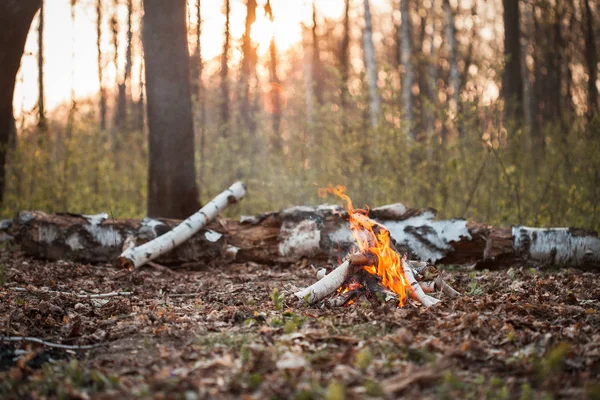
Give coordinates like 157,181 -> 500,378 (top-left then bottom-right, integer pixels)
320,185 -> 409,306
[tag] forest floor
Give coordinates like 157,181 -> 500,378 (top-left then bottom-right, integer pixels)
0,244 -> 599,399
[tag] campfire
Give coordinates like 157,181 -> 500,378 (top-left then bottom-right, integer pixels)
294,185 -> 460,307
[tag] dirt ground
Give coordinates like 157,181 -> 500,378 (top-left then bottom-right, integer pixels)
0,244 -> 599,399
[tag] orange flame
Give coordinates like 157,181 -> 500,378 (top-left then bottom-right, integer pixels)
319,185 -> 410,306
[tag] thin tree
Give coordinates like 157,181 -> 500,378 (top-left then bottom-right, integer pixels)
96,0 -> 107,130
312,2 -> 324,105
0,1 -> 41,204
443,0 -> 460,128
303,23 -> 315,126
142,0 -> 200,218
220,0 -> 231,138
265,0 -> 282,150
193,0 -> 206,199
38,0 -> 46,132
362,0 -> 382,127
583,0 -> 598,119
399,0 -> 415,138
520,0 -> 534,128
240,0 -> 257,134
502,0 -> 524,119
339,0 -> 351,135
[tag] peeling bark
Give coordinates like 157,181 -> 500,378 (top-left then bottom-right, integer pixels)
8,203 -> 599,270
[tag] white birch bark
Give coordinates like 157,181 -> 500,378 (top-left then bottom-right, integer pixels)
443,0 -> 460,117
117,182 -> 246,269
402,258 -> 440,306
399,0 -> 415,138
294,260 -> 351,304
362,0 -> 382,128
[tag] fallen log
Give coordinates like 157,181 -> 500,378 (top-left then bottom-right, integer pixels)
117,181 -> 246,269
4,202 -> 599,269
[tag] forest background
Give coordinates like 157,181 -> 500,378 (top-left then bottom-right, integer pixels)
4,0 -> 600,231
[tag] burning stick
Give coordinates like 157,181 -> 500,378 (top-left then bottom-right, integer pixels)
401,258 -> 440,307
117,182 -> 246,269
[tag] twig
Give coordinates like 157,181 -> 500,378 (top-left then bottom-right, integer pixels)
0,336 -> 102,350
12,288 -> 133,298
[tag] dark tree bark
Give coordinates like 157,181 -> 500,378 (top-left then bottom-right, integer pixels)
584,0 -> 598,119
220,0 -> 231,138
37,0 -> 46,132
142,0 -> 200,218
0,1 -> 41,205
502,0 -> 524,119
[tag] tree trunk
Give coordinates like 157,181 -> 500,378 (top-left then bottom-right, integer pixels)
312,2 -> 324,106
303,24 -> 314,126
220,0 -> 231,138
502,0 -> 524,119
142,0 -> 200,218
443,0 -> 460,131
400,0 -> 415,138
339,0 -> 351,135
362,0 -> 382,128
9,204 -> 600,270
520,0 -> 534,128
96,0 -> 107,131
265,0 -> 282,150
37,0 -> 46,132
0,1 -> 41,205
584,0 -> 598,119
240,0 -> 257,135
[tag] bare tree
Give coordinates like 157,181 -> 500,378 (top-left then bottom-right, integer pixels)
0,1 -> 41,204
38,0 -> 46,132
265,0 -> 282,150
502,0 -> 524,119
240,0 -> 257,133
339,0 -> 351,135
362,0 -> 382,127
312,2 -> 324,106
583,0 -> 598,119
399,0 -> 415,138
96,0 -> 107,130
142,0 -> 200,217
520,0 -> 534,127
220,0 -> 231,138
303,23 -> 315,126
443,0 -> 460,127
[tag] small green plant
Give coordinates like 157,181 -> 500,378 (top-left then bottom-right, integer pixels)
467,281 -> 484,296
353,347 -> 373,371
325,380 -> 346,400
270,287 -> 285,311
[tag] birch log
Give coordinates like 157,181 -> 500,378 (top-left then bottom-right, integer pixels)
294,260 -> 352,304
116,182 -> 246,269
8,203 -> 600,270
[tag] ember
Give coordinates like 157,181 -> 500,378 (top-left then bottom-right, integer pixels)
296,185 -> 460,307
